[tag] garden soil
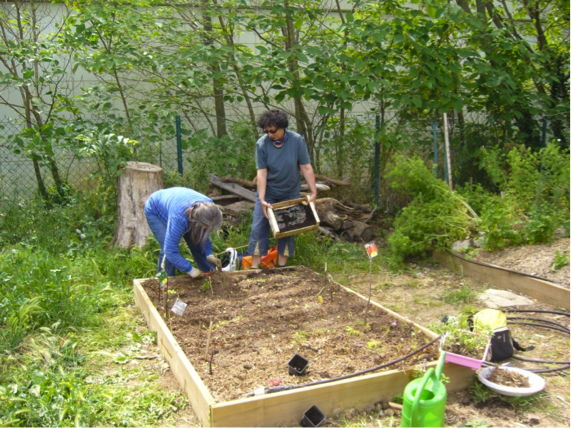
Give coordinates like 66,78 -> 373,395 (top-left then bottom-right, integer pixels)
140,266 -> 439,403
132,238 -> 569,427
469,237 -> 570,287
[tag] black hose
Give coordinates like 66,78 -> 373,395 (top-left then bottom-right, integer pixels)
506,309 -> 570,317
481,361 -> 570,374
508,320 -> 571,373
510,355 -> 570,364
246,335 -> 442,396
507,316 -> 570,331
528,365 -> 570,373
508,321 -> 570,334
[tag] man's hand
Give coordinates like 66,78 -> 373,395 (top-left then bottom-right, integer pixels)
188,267 -> 204,279
260,200 -> 273,219
207,255 -> 222,269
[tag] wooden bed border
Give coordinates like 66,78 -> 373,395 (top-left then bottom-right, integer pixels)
433,250 -> 570,311
133,270 -> 474,427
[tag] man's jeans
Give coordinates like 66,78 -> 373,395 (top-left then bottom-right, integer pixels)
247,193 -> 297,260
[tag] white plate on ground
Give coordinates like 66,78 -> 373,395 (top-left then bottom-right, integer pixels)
477,366 -> 546,397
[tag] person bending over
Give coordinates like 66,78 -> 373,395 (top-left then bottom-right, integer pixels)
145,187 -> 223,278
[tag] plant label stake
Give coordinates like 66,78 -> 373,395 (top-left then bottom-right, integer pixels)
171,298 -> 188,316
363,242 -> 378,326
365,242 -> 378,259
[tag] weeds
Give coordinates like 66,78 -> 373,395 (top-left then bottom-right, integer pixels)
469,380 -> 550,413
0,193 -> 179,427
441,285 -> 478,305
430,316 -> 490,356
551,250 -> 570,272
292,330 -> 308,343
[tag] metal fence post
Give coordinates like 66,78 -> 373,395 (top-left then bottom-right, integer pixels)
176,115 -> 183,176
374,114 -> 380,207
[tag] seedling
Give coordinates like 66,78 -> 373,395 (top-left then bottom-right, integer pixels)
201,278 -> 212,293
345,326 -> 361,337
292,330 -> 307,343
367,340 -> 381,350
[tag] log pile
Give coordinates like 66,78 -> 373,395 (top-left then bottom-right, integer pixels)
209,174 -> 375,243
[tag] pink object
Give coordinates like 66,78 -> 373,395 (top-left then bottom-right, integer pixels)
444,342 -> 491,370
445,352 -> 484,370
269,378 -> 282,386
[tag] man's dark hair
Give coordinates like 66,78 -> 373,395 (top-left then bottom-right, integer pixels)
258,109 -> 288,129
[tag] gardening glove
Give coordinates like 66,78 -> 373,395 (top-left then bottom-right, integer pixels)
207,254 -> 222,269
188,267 -> 204,279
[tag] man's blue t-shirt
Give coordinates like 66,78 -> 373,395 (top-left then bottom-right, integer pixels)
255,130 -> 311,199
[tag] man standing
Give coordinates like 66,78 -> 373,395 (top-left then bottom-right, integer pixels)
248,110 -> 318,268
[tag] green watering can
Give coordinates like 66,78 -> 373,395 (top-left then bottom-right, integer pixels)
401,352 -> 447,427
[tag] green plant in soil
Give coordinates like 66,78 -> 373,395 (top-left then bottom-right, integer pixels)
430,315 -> 490,357
292,330 -> 308,343
367,340 -> 383,353
200,278 -> 212,292
551,250 -> 570,272
345,325 -> 362,337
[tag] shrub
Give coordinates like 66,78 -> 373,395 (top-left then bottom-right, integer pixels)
385,156 -> 478,267
462,143 -> 570,249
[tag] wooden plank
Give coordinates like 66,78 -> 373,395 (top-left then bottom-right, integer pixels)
209,194 -> 243,205
210,174 -> 256,202
314,174 -> 351,187
267,207 -> 281,238
210,362 -> 473,427
433,251 -> 570,310
133,279 -> 215,425
302,183 -> 330,192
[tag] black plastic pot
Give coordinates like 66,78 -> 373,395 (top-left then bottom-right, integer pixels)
288,354 -> 309,376
300,405 -> 326,427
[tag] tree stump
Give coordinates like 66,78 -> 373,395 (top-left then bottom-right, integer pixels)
341,220 -> 375,243
113,162 -> 163,248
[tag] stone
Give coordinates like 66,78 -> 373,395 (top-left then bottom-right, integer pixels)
452,239 -> 472,253
477,289 -> 534,308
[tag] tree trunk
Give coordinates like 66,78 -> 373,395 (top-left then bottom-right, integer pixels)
113,162 -> 163,248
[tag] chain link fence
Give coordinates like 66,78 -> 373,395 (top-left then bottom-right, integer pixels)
0,112 -> 567,204
0,116 -> 197,200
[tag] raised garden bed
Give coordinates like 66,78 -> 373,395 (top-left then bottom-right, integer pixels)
433,250 -> 570,310
134,266 -> 474,427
